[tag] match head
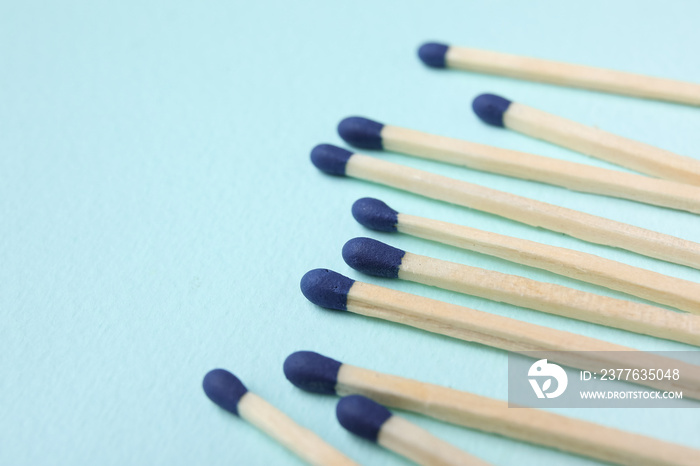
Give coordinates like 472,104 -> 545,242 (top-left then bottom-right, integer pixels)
338,117 -> 385,150
202,369 -> 249,416
310,144 -> 354,176
342,237 -> 405,279
300,269 -> 355,311
351,198 -> 398,232
472,93 -> 512,127
336,395 -> 393,442
283,351 -> 342,395
417,42 -> 449,68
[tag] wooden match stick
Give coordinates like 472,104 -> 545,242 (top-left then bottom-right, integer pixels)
351,198 -> 700,314
417,42 -> 700,107
337,116 -> 700,214
202,369 -> 358,466
300,269 -> 700,398
310,144 -> 700,269
284,351 -> 700,466
472,93 -> 700,185
342,237 -> 700,345
336,395 -> 490,466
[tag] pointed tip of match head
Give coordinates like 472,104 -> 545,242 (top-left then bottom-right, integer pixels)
300,269 -> 355,311
283,351 -> 343,395
336,395 -> 393,442
472,93 -> 512,127
351,198 -> 399,232
417,42 -> 449,68
202,369 -> 249,416
342,238 -> 405,279
310,144 -> 354,176
338,117 -> 385,150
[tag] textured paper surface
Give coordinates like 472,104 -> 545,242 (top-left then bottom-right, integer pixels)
2,1 -> 700,464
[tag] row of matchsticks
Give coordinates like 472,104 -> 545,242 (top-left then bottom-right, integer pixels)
204,43 -> 700,465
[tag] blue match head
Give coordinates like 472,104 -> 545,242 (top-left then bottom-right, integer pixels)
336,395 -> 393,442
472,93 -> 512,127
351,198 -> 398,233
310,144 -> 354,176
417,42 -> 449,68
337,117 -> 385,150
300,269 -> 355,311
342,238 -> 405,279
202,369 -> 249,416
283,351 -> 342,395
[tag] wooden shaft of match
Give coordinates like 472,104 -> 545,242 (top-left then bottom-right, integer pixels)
238,393 -> 358,466
346,281 -> 700,398
345,154 -> 700,269
378,415 -> 491,466
398,213 -> 700,314
398,251 -> 700,346
336,364 -> 700,466
381,125 -> 700,213
504,102 -> 700,185
446,46 -> 700,106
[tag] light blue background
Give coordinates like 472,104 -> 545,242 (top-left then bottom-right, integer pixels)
2,1 -> 700,465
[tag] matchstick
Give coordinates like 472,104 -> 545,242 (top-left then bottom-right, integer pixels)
472,93 -> 700,185
299,269 -> 700,398
351,198 -> 700,314
341,237 -> 700,345
202,369 -> 358,466
337,116 -> 700,213
284,351 -> 700,466
417,42 -> 700,107
310,144 -> 700,269
336,395 -> 491,466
